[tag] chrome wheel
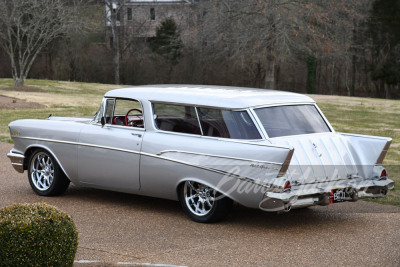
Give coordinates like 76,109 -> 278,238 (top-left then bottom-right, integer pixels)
30,152 -> 55,191
184,181 -> 216,216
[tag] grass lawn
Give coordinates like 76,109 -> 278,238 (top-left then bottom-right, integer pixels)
1,79 -> 399,206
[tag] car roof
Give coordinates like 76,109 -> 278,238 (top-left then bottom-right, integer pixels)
105,85 -> 315,109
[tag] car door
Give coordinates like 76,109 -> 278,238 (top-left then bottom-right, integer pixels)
77,98 -> 144,192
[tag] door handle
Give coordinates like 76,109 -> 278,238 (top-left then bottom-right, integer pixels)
131,133 -> 142,138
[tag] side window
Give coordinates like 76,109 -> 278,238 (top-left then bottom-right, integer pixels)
112,99 -> 144,128
153,103 -> 201,135
198,108 -> 261,139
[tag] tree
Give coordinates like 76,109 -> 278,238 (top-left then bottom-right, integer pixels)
368,0 -> 400,98
0,0 -> 69,87
105,0 -> 125,85
197,0 -> 370,91
151,17 -> 183,66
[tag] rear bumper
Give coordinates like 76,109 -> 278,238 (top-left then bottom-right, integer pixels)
7,149 -> 25,173
259,178 -> 395,212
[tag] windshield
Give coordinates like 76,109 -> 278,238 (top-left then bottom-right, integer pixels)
254,105 -> 331,138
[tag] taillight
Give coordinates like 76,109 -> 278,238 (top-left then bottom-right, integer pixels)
283,181 -> 291,191
380,169 -> 388,180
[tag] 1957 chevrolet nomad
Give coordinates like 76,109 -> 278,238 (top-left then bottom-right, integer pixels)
7,85 -> 395,222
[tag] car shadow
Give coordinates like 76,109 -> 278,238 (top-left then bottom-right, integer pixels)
60,185 -> 363,230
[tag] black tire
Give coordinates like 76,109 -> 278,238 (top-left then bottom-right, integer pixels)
28,149 -> 70,196
178,181 -> 233,223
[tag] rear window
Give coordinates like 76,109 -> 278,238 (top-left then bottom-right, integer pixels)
254,105 -> 331,138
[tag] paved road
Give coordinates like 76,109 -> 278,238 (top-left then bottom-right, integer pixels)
1,142 -> 399,266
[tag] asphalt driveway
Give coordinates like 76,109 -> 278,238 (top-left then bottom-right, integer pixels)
1,142 -> 399,266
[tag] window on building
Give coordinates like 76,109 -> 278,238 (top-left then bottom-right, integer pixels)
127,7 -> 132,20
150,8 -> 155,21
113,8 -> 120,23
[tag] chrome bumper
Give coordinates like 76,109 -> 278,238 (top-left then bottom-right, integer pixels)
7,150 -> 25,173
259,179 -> 395,212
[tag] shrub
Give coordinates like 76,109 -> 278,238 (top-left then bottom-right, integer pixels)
0,203 -> 78,266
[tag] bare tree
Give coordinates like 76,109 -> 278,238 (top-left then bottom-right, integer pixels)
105,0 -> 125,85
0,0 -> 69,86
196,0 -> 370,90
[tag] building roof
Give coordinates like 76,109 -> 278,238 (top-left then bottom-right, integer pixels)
105,84 -> 315,109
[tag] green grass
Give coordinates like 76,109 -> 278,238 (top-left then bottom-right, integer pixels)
1,79 -> 399,206
0,79 -> 123,143
314,95 -> 400,206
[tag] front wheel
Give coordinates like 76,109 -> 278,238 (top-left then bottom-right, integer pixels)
179,181 -> 233,223
28,149 -> 70,196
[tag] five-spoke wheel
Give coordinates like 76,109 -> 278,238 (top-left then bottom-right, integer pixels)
28,149 -> 70,196
179,181 -> 233,223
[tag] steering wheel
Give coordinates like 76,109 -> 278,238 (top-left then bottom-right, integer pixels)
125,108 -> 142,126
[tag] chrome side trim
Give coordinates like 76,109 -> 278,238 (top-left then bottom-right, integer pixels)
13,136 -> 274,186
157,149 -> 283,166
17,136 -> 142,155
7,150 -> 25,173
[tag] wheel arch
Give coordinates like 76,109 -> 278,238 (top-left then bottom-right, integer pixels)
175,177 -> 233,202
24,145 -> 71,181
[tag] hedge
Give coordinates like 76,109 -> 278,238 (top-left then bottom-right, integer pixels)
0,203 -> 78,266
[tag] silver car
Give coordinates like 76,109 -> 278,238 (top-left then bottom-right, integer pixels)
7,85 -> 395,222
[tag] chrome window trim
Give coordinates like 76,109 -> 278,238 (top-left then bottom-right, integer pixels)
99,96 -> 146,130
248,108 -> 270,140
92,122 -> 146,131
151,101 -> 264,141
150,100 -> 249,111
252,103 -> 333,138
151,102 -> 202,137
314,103 -> 335,133
250,102 -> 316,109
194,107 -> 204,136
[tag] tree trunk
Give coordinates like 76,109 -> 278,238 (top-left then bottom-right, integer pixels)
264,58 -> 275,89
306,55 -> 316,94
350,54 -> 356,96
330,61 -> 335,95
345,59 -> 351,96
384,83 -> 391,99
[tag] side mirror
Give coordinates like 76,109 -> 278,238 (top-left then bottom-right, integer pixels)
101,117 -> 106,127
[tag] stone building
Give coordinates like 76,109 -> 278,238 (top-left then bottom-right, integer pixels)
106,0 -> 209,45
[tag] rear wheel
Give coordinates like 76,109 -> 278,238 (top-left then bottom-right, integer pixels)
28,149 -> 70,196
179,181 -> 233,223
